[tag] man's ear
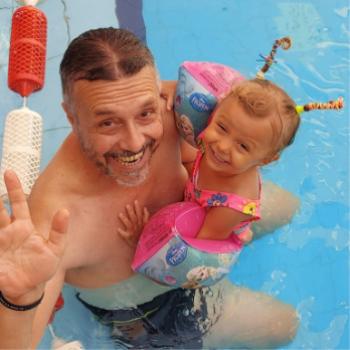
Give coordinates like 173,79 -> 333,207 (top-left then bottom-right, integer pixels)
262,153 -> 280,165
62,101 -> 75,126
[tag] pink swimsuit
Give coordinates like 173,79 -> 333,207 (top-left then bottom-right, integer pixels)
184,150 -> 261,241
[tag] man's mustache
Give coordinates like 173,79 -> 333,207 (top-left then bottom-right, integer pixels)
104,140 -> 155,159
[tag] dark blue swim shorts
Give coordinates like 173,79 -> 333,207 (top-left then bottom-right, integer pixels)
77,288 -> 211,349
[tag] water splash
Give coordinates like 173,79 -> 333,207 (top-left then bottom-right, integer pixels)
316,41 -> 350,49
261,270 -> 287,297
279,200 -> 349,251
275,3 -> 329,51
334,7 -> 349,18
305,62 -> 343,85
291,297 -> 348,349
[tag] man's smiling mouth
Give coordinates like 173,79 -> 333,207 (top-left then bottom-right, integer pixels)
106,147 -> 147,167
116,150 -> 145,165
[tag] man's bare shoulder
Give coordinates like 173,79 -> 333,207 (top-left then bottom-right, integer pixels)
28,134 -> 85,227
27,134 -> 109,270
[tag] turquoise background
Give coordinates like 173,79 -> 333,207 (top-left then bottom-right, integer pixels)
0,1 -> 348,349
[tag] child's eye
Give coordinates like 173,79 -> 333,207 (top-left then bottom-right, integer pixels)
217,122 -> 227,132
239,143 -> 249,151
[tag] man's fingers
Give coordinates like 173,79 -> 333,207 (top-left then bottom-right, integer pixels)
167,94 -> 174,110
0,198 -> 11,229
4,170 -> 31,220
47,209 -> 69,252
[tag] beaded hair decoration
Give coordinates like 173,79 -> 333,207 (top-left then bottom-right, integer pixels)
256,37 -> 344,115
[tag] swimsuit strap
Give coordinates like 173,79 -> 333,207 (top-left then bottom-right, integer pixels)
190,150 -> 204,184
190,150 -> 261,219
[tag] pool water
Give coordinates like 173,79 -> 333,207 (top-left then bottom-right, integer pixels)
0,0 -> 348,349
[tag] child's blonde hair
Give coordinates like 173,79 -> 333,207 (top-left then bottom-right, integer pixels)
228,79 -> 300,154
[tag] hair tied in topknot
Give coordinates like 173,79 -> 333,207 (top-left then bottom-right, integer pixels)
256,37 -> 292,80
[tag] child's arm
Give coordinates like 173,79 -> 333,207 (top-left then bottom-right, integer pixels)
196,206 -> 252,241
237,229 -> 253,244
160,80 -> 177,110
117,200 -> 150,248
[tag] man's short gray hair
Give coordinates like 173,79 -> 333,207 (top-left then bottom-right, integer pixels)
60,27 -> 156,102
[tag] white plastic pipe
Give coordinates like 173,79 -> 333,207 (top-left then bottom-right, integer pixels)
0,107 -> 42,200
17,0 -> 41,6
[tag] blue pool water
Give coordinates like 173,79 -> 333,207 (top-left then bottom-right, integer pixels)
0,0 -> 348,349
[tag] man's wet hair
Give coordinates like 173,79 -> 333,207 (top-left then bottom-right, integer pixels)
60,27 -> 155,99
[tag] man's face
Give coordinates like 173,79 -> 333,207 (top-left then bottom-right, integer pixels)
67,66 -> 163,187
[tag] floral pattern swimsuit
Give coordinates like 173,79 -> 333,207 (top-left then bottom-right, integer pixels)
184,150 -> 261,237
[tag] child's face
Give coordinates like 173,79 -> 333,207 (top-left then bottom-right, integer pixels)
202,95 -> 278,176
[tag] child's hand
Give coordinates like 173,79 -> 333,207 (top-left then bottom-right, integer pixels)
238,229 -> 253,245
160,80 -> 177,110
117,200 -> 149,248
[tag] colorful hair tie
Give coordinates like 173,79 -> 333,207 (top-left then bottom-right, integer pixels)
295,97 -> 344,115
256,36 -> 292,79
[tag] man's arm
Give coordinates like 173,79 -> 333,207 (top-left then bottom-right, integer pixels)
0,170 -> 68,349
0,289 -> 44,349
31,269 -> 66,347
0,271 -> 66,349
180,137 -> 197,176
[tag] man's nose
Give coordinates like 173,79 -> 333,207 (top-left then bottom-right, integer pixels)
120,124 -> 146,152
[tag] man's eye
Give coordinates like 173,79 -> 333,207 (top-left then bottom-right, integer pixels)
140,110 -> 153,118
99,120 -> 113,127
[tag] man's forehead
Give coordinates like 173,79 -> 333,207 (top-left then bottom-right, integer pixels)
73,73 -> 158,98
68,79 -> 160,120
71,76 -> 158,107
93,96 -> 159,116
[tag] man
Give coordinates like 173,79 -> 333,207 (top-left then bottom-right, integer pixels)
0,28 -> 299,349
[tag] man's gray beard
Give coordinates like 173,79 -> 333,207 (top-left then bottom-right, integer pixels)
92,152 -> 150,187
109,167 -> 149,187
78,133 -> 150,187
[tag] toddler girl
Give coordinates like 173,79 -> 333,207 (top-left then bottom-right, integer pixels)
117,41 -> 343,249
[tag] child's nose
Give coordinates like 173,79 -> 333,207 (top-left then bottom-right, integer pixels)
217,138 -> 232,153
